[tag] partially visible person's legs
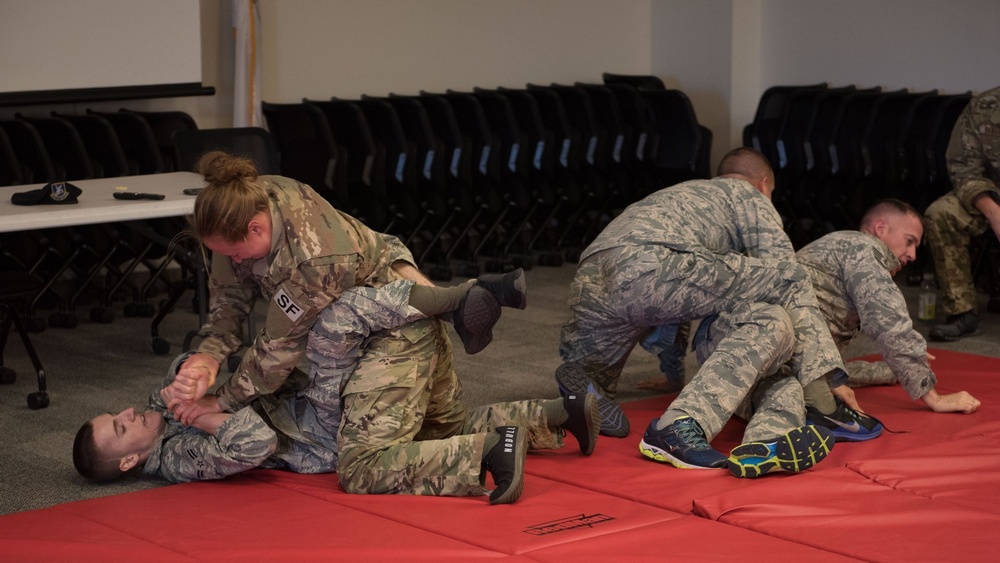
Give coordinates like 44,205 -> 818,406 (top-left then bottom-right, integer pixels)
639,303 -> 794,470
924,193 -> 988,341
559,245 -> 845,438
638,322 -> 690,392
727,373 -> 834,478
337,319 -> 595,504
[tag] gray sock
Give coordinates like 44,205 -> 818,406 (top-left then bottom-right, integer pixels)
542,398 -> 569,427
803,379 -> 837,414
655,408 -> 689,431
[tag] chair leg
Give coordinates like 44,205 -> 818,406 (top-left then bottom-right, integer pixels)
0,302 -> 49,409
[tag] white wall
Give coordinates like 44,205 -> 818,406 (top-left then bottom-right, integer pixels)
759,0 -> 1000,96
650,0 -> 735,167
260,0 -> 652,101
4,0 -> 999,167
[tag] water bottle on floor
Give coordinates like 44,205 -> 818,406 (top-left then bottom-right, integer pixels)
918,272 -> 937,321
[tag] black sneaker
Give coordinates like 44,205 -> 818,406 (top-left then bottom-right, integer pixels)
562,393 -> 600,455
481,426 -> 527,505
476,268 -> 527,310
638,417 -> 728,469
929,311 -> 979,342
727,425 -> 835,478
555,363 -> 630,438
452,286 -> 501,354
806,398 -> 884,442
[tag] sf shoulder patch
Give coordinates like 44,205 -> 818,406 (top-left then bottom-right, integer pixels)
274,288 -> 305,323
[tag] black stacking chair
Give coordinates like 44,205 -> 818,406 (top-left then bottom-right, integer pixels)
745,82 -> 828,150
496,87 -> 566,266
0,119 -> 59,184
121,109 -> 199,172
15,115 -> 96,182
772,85 -> 856,245
858,90 -> 938,210
0,128 -> 22,187
354,96 -> 429,245
52,112 -> 132,178
424,91 -> 514,270
174,127 -> 279,174
382,94 -> 462,275
467,87 -> 539,270
305,99 -> 392,233
641,89 -> 710,187
412,93 -> 490,277
87,110 -> 166,175
261,101 -> 353,217
821,89 -> 905,230
604,82 -> 659,197
0,270 -> 50,409
524,85 -> 596,261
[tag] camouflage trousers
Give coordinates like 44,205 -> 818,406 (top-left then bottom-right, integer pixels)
670,303 -> 800,442
337,318 -> 565,497
924,192 -> 990,315
559,245 -> 844,397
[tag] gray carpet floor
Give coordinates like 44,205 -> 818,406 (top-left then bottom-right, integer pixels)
2,262 -> 998,516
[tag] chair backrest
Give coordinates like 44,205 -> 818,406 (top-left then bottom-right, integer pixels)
121,109 -> 198,172
87,110 -> 166,174
173,127 -> 280,175
17,115 -> 96,181
52,112 -> 131,178
261,101 -> 341,202
640,89 -> 703,171
0,119 -> 59,184
0,127 -> 24,186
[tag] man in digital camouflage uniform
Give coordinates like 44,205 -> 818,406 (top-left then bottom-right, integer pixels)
75,283 -> 599,498
924,85 -> 1000,341
645,200 -> 980,478
797,199 -> 980,416
555,147 -> 849,471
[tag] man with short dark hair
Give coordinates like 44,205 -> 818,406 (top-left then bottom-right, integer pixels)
556,147 -> 848,472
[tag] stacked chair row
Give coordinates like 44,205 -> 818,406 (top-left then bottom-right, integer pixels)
0,109 -> 202,407
261,74 -> 712,280
744,83 -> 971,249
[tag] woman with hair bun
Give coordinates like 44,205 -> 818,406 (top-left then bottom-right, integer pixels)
165,150 -> 525,427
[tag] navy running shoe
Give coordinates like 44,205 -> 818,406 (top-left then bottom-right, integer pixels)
727,425 -> 835,478
555,363 -> 629,438
806,398 -> 884,442
638,417 -> 727,469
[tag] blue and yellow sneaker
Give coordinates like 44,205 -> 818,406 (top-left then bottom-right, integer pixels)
727,425 -> 835,478
639,416 -> 728,469
556,363 -> 630,438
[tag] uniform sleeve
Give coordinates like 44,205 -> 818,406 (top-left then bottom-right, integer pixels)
842,247 -> 936,400
947,99 -> 1000,214
216,256 -> 356,410
155,408 -> 278,483
736,188 -> 797,262
196,252 -> 260,367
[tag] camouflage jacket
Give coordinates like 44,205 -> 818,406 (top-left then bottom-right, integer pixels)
142,358 -> 339,483
197,176 -> 413,410
947,85 -> 1000,215
581,177 -> 794,263
796,231 -> 936,400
